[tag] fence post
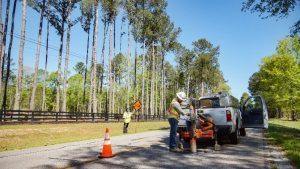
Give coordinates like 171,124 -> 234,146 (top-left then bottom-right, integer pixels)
31,111 -> 34,122
105,112 -> 108,121
92,113 -> 94,122
0,109 -> 3,124
56,112 -> 58,122
76,112 -> 78,122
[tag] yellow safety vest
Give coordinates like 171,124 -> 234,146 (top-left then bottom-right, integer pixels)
123,112 -> 133,123
168,99 -> 180,120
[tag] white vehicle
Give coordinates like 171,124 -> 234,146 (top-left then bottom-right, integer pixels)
178,92 -> 269,144
198,92 -> 242,144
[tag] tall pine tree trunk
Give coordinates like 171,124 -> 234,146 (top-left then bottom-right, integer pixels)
42,19 -> 50,111
0,0 -> 10,97
187,75 -> 190,98
2,0 -> 16,113
134,41 -> 137,101
14,0 -> 27,110
56,20 -> 65,112
160,51 -> 164,118
146,70 -> 149,118
150,42 -> 155,116
99,20 -> 107,114
62,0 -> 73,112
82,27 -> 90,112
112,20 -> 116,114
119,17 -> 124,53
30,0 -> 45,110
141,40 -> 145,118
88,66 -> 93,113
0,0 -> 3,96
88,3 -> 99,113
108,21 -> 113,114
112,73 -> 115,114
127,23 -> 131,108
155,54 -> 158,117
92,2 -> 99,113
100,20 -> 107,95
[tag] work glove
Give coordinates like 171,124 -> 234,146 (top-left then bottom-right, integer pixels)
185,112 -> 191,116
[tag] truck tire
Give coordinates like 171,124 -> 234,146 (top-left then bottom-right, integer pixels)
239,128 -> 246,136
216,131 -> 223,144
229,128 -> 238,144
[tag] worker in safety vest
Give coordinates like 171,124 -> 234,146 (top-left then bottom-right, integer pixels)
168,92 -> 189,152
123,106 -> 134,133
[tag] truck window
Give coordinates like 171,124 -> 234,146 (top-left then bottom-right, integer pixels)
244,97 -> 263,113
200,98 -> 220,108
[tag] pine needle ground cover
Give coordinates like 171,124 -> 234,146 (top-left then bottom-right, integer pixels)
267,119 -> 300,168
0,121 -> 169,152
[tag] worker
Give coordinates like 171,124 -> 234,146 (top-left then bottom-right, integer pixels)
168,91 -> 189,152
123,106 -> 133,134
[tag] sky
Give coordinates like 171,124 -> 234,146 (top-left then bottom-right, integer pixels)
3,0 -> 300,99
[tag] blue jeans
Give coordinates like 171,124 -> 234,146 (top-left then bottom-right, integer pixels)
168,118 -> 178,149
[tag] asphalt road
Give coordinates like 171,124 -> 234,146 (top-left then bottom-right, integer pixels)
0,128 -> 293,169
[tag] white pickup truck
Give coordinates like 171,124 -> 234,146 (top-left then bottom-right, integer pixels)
198,92 -> 242,144
178,92 -> 269,144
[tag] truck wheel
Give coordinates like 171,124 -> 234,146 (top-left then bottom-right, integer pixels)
239,128 -> 246,136
229,129 -> 238,144
216,131 -> 223,144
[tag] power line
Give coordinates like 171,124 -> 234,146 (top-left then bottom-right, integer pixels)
7,32 -> 95,63
11,44 -> 86,68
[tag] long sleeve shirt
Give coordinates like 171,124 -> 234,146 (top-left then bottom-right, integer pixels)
168,98 -> 186,120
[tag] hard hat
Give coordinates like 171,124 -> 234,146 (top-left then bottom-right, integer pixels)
176,92 -> 186,101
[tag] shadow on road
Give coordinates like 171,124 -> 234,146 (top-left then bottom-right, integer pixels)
31,129 -> 268,169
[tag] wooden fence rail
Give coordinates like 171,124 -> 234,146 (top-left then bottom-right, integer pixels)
0,110 -> 166,124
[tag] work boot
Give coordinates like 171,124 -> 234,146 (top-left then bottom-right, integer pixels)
178,143 -> 184,150
169,147 -> 183,153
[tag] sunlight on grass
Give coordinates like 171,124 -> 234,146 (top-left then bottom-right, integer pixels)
267,119 -> 300,168
0,121 -> 169,152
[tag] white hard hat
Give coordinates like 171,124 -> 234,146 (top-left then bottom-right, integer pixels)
176,92 -> 186,101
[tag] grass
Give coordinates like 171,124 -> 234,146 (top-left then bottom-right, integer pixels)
267,119 -> 300,168
0,121 -> 169,152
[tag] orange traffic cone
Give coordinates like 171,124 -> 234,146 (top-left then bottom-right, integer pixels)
99,128 -> 113,158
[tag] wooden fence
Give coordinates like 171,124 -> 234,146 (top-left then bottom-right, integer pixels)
0,110 -> 166,124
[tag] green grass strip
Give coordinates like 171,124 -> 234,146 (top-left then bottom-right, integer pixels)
0,121 -> 169,152
267,119 -> 300,168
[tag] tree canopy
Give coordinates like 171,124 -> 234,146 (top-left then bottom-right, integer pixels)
242,0 -> 300,35
248,36 -> 300,119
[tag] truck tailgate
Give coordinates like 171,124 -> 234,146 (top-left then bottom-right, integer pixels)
201,108 -> 227,125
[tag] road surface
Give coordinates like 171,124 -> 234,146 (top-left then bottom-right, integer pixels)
0,128 -> 293,169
